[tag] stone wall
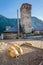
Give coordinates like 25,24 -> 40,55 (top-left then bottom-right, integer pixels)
3,33 -> 17,39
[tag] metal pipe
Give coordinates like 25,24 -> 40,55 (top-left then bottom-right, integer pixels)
17,9 -> 19,38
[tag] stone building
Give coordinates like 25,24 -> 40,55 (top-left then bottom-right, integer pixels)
2,25 -> 23,39
20,3 -> 32,33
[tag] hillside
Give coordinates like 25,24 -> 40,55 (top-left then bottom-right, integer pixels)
32,17 -> 43,30
0,15 -> 43,34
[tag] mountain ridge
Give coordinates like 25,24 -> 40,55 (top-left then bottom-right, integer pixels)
0,15 -> 43,34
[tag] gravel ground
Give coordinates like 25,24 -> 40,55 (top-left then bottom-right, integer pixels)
0,44 -> 43,65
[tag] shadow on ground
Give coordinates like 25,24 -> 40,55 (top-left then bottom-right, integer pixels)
0,46 -> 43,65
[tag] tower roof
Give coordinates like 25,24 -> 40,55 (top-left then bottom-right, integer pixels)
20,3 -> 32,10
21,3 -> 31,6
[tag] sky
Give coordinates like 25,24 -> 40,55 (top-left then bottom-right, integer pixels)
0,0 -> 43,20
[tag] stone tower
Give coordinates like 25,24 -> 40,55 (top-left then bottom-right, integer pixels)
20,3 -> 32,33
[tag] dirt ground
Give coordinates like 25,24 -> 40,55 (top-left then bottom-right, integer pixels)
0,39 -> 43,49
0,42 -> 43,65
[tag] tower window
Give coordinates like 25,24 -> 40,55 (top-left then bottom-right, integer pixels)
23,6 -> 25,8
26,6 -> 28,9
